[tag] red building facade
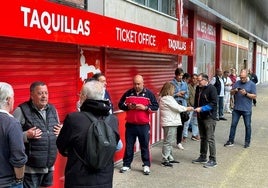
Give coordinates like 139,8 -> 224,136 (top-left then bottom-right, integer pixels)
0,1 -> 193,187
1,1 -> 267,187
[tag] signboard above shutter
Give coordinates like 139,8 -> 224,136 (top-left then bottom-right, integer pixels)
0,0 -> 193,56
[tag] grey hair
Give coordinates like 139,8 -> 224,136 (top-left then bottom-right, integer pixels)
30,81 -> 46,92
82,80 -> 104,100
0,82 -> 14,109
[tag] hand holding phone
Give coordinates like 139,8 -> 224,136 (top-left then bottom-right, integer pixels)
128,103 -> 136,110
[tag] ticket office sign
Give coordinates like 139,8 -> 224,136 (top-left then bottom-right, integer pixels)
0,0 -> 193,56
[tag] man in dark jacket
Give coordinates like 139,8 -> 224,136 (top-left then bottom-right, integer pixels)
0,82 -> 27,188
192,73 -> 218,168
248,69 -> 258,106
209,68 -> 227,120
57,80 -> 120,188
13,81 -> 62,188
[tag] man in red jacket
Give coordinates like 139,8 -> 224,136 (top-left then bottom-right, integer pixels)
118,75 -> 159,175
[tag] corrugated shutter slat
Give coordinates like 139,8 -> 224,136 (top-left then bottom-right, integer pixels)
0,36 -> 78,121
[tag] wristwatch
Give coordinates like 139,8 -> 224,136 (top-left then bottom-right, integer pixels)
15,177 -> 24,183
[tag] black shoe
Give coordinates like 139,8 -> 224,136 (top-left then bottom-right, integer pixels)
224,141 -> 234,147
161,161 -> 173,167
219,117 -> 227,120
169,160 -> 180,163
203,160 -> 217,168
192,157 -> 207,164
244,143 -> 250,148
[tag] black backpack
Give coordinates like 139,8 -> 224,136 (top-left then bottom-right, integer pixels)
74,112 -> 117,170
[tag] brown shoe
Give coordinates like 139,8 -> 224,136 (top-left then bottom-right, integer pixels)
191,136 -> 200,141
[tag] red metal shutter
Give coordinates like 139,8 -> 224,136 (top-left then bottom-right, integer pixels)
105,49 -> 178,110
105,49 -> 178,150
0,36 -> 79,120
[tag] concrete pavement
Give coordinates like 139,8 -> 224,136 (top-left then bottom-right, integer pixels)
113,83 -> 268,188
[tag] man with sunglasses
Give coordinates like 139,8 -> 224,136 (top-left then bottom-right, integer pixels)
192,73 -> 218,168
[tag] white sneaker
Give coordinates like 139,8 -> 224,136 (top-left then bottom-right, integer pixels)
177,143 -> 184,150
120,166 -> 131,173
143,166 -> 150,175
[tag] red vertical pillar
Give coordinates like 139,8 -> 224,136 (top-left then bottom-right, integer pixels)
253,42 -> 257,73
188,10 -> 197,74
215,24 -> 222,69
176,0 -> 183,66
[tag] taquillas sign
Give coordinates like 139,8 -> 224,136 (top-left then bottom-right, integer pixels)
0,0 -> 193,56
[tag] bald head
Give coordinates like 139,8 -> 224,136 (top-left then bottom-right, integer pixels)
240,69 -> 248,77
216,68 -> 223,76
133,75 -> 144,92
239,69 -> 248,83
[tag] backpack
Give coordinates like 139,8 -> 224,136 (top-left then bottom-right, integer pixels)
74,112 -> 117,170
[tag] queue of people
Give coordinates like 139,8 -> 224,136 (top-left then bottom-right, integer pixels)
0,67 -> 258,187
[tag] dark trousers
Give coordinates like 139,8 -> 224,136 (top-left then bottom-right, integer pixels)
176,123 -> 184,144
253,99 -> 257,106
123,123 -> 150,167
197,117 -> 217,161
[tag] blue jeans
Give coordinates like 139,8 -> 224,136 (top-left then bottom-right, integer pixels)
228,110 -> 252,144
183,111 -> 199,137
217,96 -> 224,118
23,171 -> 53,188
116,139 -> 123,151
10,182 -> 23,188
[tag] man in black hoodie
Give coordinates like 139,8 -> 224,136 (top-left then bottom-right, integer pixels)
57,80 -> 120,188
192,73 -> 218,168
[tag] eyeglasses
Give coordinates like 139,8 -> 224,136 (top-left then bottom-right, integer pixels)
197,79 -> 207,82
